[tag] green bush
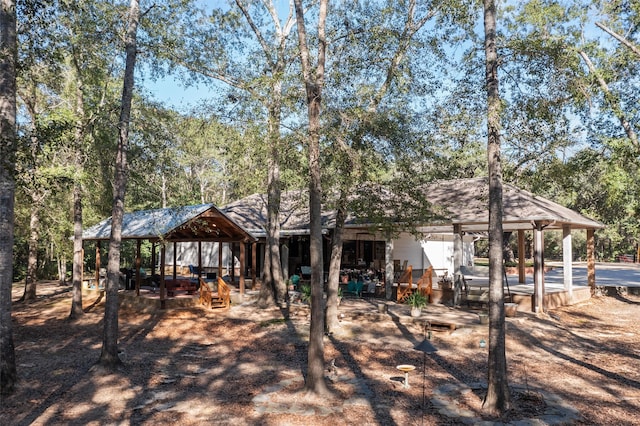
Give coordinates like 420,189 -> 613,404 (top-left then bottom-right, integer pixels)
406,291 -> 428,308
300,284 -> 311,304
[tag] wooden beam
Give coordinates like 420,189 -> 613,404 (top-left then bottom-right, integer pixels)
95,241 -> 101,286
562,225 -> 573,301
252,242 -> 257,285
218,241 -> 223,278
160,244 -> 166,309
135,239 -> 141,296
172,241 -> 177,280
240,242 -> 246,294
518,229 -> 525,284
453,224 -> 463,306
587,229 -> 596,295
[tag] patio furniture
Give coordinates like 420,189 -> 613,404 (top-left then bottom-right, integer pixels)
396,265 -> 414,303
165,278 -> 198,297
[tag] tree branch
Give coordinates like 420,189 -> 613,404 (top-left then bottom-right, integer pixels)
578,49 -> 639,148
595,21 -> 640,60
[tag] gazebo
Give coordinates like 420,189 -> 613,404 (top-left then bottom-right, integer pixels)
82,204 -> 256,308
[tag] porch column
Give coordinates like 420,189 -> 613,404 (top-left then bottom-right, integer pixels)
95,241 -> 101,286
562,225 -> 573,301
135,239 -> 141,296
453,224 -> 463,306
218,242 -> 223,278
281,241 -> 289,282
172,241 -> 177,280
385,237 -> 394,300
160,243 -> 166,309
518,229 -> 526,284
533,222 -> 545,313
587,228 -> 596,295
239,241 -> 246,296
198,241 -> 202,279
252,242 -> 257,286
151,242 -> 156,277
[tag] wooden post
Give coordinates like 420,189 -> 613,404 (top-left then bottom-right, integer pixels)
385,238 -> 394,300
562,225 -> 573,301
453,224 -> 463,306
151,242 -> 156,277
533,222 -> 545,313
518,229 -> 525,284
160,243 -> 166,309
252,241 -> 257,286
135,239 -> 141,296
198,241 -> 202,278
239,241 -> 246,295
172,241 -> 177,280
230,242 -> 236,283
95,241 -> 101,286
587,228 -> 596,295
218,241 -> 223,278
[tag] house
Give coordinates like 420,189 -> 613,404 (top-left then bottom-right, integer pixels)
83,177 -> 603,311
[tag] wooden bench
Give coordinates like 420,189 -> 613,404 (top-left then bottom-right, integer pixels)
199,277 -> 230,309
165,278 -> 197,297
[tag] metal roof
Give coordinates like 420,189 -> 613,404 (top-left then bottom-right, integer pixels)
82,204 -> 256,242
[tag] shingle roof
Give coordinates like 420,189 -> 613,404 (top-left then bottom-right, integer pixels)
84,178 -> 603,241
423,177 -> 604,231
222,178 -> 604,236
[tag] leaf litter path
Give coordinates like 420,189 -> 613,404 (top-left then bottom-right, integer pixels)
3,281 -> 640,425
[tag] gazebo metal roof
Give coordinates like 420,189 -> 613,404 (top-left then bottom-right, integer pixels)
82,204 -> 256,243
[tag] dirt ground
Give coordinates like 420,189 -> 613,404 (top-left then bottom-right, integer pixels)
2,281 -> 639,425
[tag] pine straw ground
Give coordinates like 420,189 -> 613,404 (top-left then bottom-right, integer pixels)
2,281 -> 640,425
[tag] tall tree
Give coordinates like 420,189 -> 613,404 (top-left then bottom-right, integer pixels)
165,1 -> 300,306
294,0 -> 329,395
97,0 -> 140,369
323,0 -> 443,333
0,0 -> 18,395
483,0 -> 510,414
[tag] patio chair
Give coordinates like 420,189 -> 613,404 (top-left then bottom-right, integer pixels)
416,266 -> 434,301
344,280 -> 363,297
189,265 -> 201,281
396,265 -> 414,303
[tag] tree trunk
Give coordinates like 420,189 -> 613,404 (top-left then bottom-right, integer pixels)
22,205 -> 40,301
483,0 -> 510,415
0,0 -> 18,395
258,122 -> 286,306
294,0 -> 329,396
68,29 -> 89,320
325,194 -> 347,334
69,183 -> 85,319
97,0 -> 139,370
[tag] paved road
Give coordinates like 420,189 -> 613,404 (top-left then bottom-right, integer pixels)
543,262 -> 640,288
468,262 -> 640,292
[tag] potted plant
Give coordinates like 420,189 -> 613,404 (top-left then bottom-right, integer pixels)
406,292 -> 428,317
